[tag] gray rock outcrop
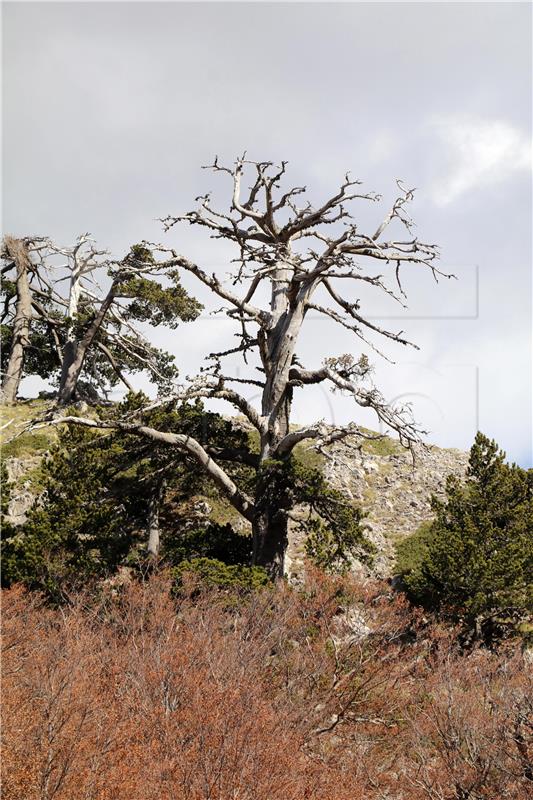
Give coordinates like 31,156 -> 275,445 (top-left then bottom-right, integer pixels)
286,439 -> 468,583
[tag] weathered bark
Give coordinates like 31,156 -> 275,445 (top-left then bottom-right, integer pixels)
57,341 -> 77,401
57,249 -> 89,400
57,290 -> 115,404
244,254 -> 304,570
252,506 -> 288,579
259,257 -> 305,441
1,238 -> 33,403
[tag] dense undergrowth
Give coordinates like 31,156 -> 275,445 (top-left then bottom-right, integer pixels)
2,570 -> 532,800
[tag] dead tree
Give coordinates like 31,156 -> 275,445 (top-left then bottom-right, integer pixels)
53,157 -> 451,576
52,234 -> 111,404
1,235 -> 201,404
42,236 -> 168,405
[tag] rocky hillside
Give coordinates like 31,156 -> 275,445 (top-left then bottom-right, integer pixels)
1,402 -> 468,579
286,436 -> 468,582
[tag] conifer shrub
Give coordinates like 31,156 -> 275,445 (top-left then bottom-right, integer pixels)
394,521 -> 435,605
1,397 -> 373,597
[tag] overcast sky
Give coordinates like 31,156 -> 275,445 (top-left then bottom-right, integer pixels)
3,1 -> 532,465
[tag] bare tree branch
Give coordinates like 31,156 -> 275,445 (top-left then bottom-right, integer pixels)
43,415 -> 255,522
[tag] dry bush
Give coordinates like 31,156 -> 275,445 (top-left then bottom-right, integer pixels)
402,648 -> 533,799
2,572 -> 531,799
1,586 -> 126,800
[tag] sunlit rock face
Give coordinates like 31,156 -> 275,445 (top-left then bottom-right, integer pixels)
286,435 -> 468,584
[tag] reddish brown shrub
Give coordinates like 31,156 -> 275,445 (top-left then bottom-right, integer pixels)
2,573 -> 531,799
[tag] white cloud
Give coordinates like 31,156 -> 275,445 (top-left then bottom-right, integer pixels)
430,115 -> 532,205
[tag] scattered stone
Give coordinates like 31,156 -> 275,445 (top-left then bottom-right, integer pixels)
332,606 -> 371,646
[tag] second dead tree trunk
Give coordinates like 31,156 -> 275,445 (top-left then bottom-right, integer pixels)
1,237 -> 33,403
57,289 -> 116,405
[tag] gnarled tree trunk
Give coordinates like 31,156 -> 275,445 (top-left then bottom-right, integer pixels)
252,415 -> 292,578
251,505 -> 288,579
1,238 -> 32,403
251,253 -> 305,575
51,157 -> 438,582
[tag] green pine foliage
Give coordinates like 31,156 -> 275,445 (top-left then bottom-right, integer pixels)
1,392 -> 372,595
119,274 -> 202,328
118,244 -> 203,327
2,425 -> 136,596
0,396 -> 255,596
394,521 -> 435,607
396,433 -> 533,640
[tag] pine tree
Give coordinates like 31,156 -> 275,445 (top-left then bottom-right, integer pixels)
0,396 -> 252,595
397,432 -> 533,640
0,237 -> 202,403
